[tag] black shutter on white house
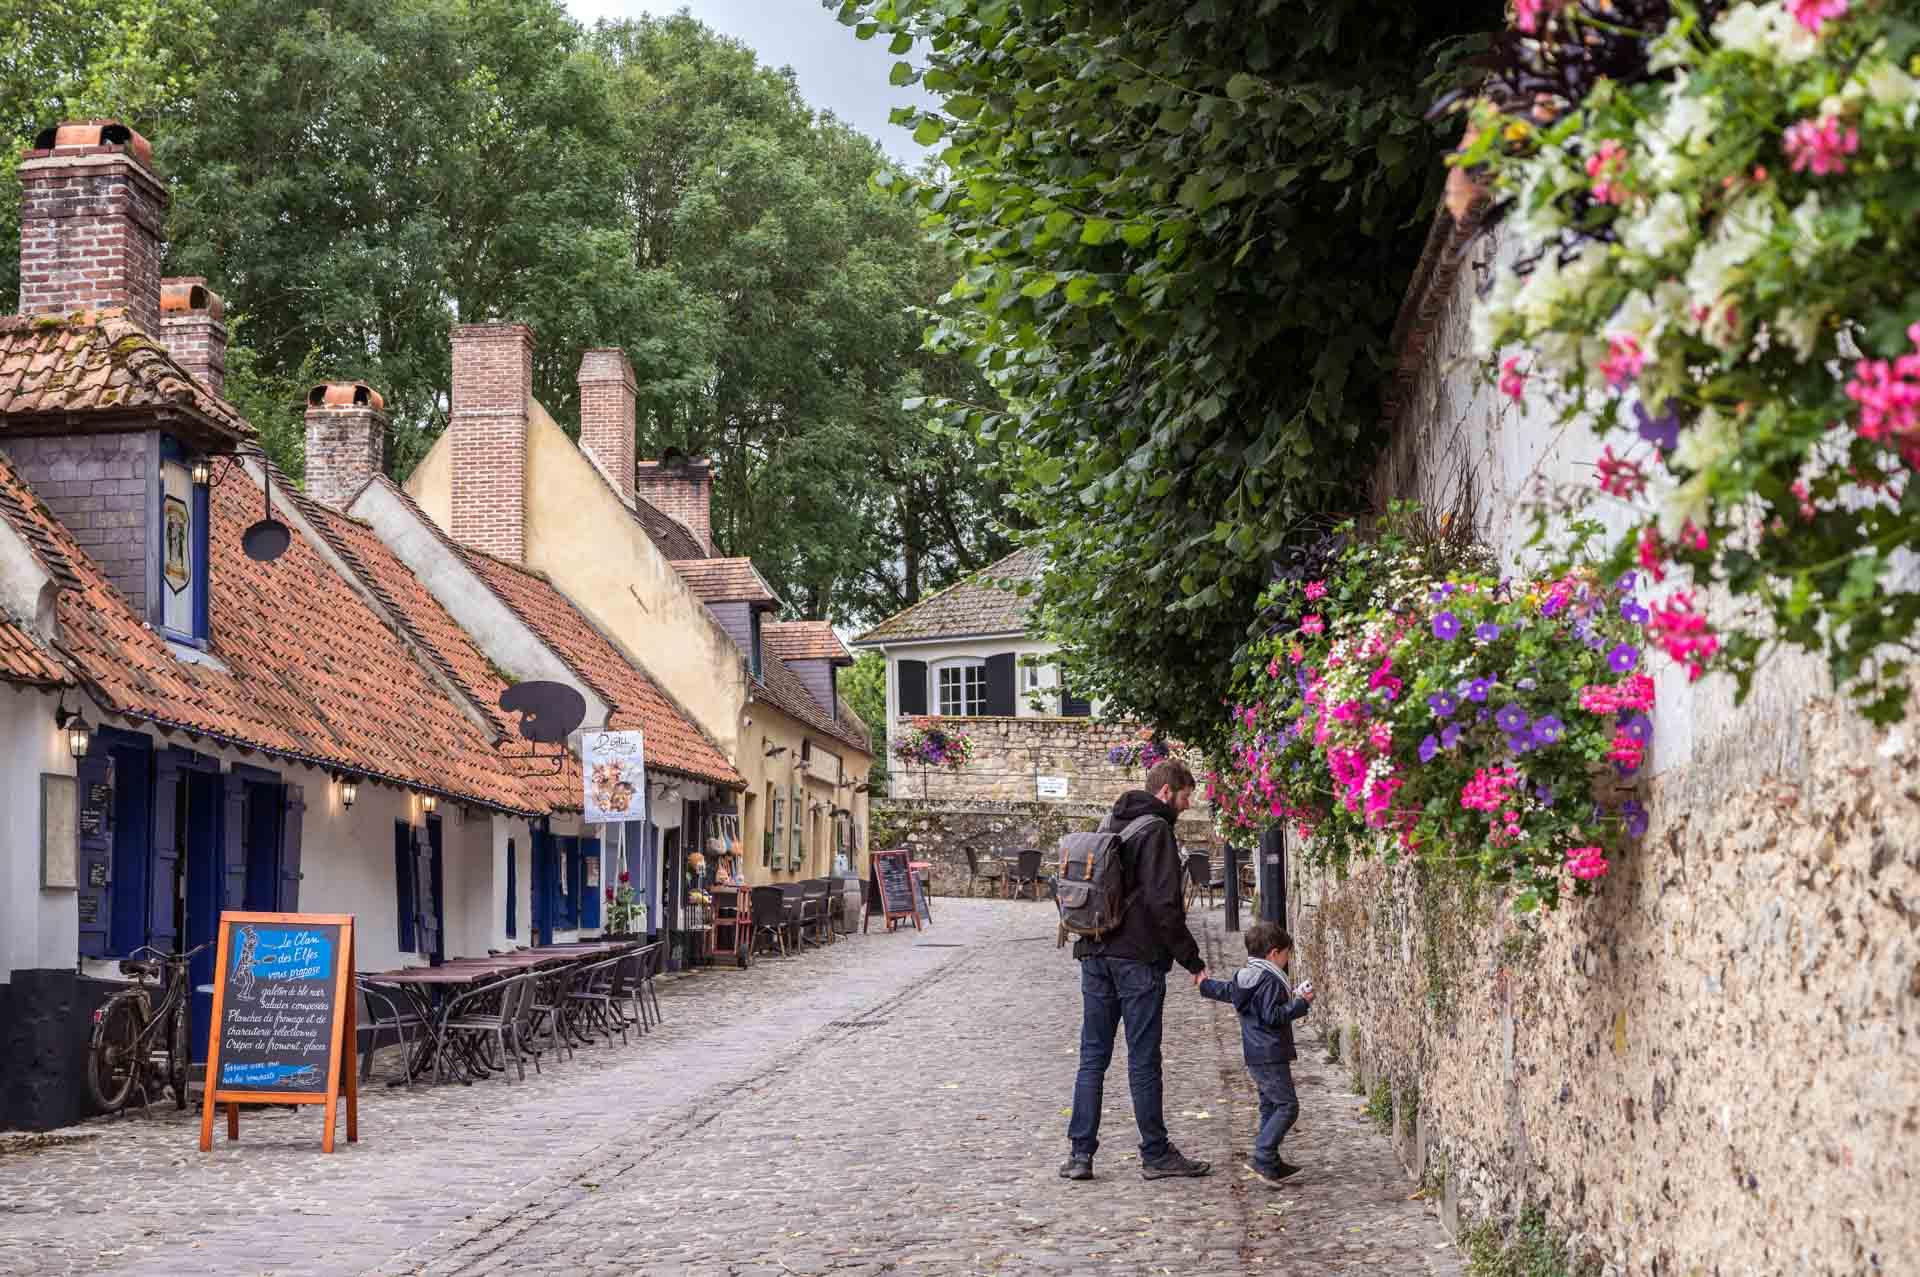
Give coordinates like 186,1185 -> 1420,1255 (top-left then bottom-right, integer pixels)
897,659 -> 928,715
985,653 -> 1017,716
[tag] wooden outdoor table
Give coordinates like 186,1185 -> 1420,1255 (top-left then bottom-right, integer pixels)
361,965 -> 515,1082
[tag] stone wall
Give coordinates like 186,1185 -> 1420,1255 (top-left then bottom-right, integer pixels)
1297,211 -> 1920,1274
886,715 -> 1192,805
873,796 -> 1221,897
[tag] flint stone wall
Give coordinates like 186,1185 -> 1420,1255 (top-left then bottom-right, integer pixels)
1299,212 -> 1920,1275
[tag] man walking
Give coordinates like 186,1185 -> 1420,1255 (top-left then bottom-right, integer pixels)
1060,759 -> 1212,1181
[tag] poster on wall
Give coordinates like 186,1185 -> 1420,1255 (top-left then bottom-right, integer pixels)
582,729 -> 646,824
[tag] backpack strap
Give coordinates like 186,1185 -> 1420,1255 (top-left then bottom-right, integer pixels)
1100,813 -> 1165,935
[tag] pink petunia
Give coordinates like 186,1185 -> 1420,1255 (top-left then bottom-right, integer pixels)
1500,355 -> 1527,402
1304,580 -> 1327,601
1784,114 -> 1859,177
1300,614 -> 1324,636
1788,0 -> 1848,34
1598,334 -> 1645,388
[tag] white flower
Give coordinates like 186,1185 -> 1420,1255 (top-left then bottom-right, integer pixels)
1773,306 -> 1822,362
1684,195 -> 1774,323
1623,191 -> 1696,264
1713,2 -> 1818,64
1865,61 -> 1920,104
1659,473 -> 1714,538
1648,16 -> 1695,74
1672,407 -> 1738,474
1640,82 -> 1719,185
1472,268 -> 1522,358
1789,192 -> 1824,269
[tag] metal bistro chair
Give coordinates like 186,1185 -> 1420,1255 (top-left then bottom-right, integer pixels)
750,886 -> 789,959
774,883 -> 807,952
355,979 -> 429,1089
965,847 -> 1005,898
1184,850 -> 1226,910
566,954 -> 632,1046
442,973 -> 534,1083
527,961 -> 581,1063
1006,848 -> 1044,901
634,941 -> 665,1031
800,879 -> 833,947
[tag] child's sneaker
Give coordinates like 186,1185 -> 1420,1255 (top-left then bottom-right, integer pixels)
1245,1159 -> 1284,1187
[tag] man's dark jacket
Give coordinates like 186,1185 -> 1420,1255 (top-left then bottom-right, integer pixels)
1198,960 -> 1311,1064
1071,790 -> 1203,974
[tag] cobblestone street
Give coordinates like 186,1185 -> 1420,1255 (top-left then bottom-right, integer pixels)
0,901 -> 1460,1276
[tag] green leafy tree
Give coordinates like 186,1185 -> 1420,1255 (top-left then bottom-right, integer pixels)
836,0 -> 1495,744
840,649 -> 890,787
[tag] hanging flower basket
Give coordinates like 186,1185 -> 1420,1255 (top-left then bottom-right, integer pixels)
891,720 -> 974,770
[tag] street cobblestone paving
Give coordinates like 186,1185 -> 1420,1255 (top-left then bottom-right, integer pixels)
0,901 -> 1460,1276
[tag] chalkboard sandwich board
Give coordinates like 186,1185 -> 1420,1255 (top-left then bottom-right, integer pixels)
862,849 -> 923,933
198,912 -> 358,1154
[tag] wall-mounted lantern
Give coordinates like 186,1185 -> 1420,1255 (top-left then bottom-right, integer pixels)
54,698 -> 91,757
420,792 -> 438,815
338,774 -> 360,810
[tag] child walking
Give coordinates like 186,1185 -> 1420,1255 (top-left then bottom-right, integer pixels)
1198,922 -> 1315,1185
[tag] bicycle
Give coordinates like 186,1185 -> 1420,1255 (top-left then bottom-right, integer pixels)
85,942 -> 212,1114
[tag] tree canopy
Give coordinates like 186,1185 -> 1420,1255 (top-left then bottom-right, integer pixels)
837,0 -> 1496,745
0,0 -> 1010,627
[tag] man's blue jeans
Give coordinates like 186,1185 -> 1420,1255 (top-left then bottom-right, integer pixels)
1247,1060 -> 1299,1170
1066,956 -> 1168,1161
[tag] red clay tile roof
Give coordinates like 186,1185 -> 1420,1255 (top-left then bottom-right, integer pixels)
670,557 -> 780,607
463,551 -> 745,790
853,547 -> 1044,644
0,452 -> 536,811
632,496 -> 706,560
0,311 -> 251,444
754,648 -> 870,756
0,617 -> 72,685
764,620 -> 852,666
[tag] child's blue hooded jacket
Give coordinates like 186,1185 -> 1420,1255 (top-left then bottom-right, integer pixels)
1199,957 -> 1311,1064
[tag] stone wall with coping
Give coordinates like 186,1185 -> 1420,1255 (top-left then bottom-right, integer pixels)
1296,210 -> 1920,1274
873,796 -> 1222,898
886,715 -> 1192,805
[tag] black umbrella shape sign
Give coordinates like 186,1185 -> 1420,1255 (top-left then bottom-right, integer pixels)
500,681 -> 587,744
242,470 -> 291,562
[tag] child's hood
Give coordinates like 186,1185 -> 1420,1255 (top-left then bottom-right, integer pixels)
1231,956 -> 1290,997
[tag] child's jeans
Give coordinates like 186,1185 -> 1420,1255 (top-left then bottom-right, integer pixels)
1247,1059 -> 1299,1169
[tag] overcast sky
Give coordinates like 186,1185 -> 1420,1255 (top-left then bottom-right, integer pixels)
563,0 -> 936,166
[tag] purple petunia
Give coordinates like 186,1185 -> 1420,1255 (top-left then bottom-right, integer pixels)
1507,734 -> 1533,755
1615,571 -> 1638,594
1541,595 -> 1567,618
1495,703 -> 1529,734
1620,711 -> 1653,744
1429,583 -> 1456,605
1531,715 -> 1564,745
1608,643 -> 1640,674
1432,611 -> 1461,640
1428,691 -> 1460,719
1475,622 -> 1502,642
1517,677 -> 1538,691
1621,799 -> 1649,838
1585,633 -> 1608,651
1534,782 -> 1555,807
1620,599 -> 1650,625
1634,400 -> 1682,452
1463,677 -> 1493,702
1418,734 -> 1441,764
1440,723 -> 1463,750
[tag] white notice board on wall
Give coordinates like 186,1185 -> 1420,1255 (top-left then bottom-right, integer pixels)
1036,775 -> 1069,799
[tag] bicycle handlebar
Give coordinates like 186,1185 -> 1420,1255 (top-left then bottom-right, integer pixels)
124,941 -> 214,965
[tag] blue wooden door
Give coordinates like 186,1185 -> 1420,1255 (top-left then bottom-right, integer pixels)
149,752 -> 182,957
279,784 -> 304,911
105,733 -> 153,957
75,751 -> 114,958
424,817 -> 446,964
530,828 -> 555,944
184,769 -> 223,1054
578,838 -> 602,930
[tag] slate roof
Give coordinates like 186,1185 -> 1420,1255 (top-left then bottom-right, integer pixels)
756,647 -> 870,756
463,551 -> 745,790
764,620 -> 852,666
0,452 -> 538,811
632,496 -> 706,560
670,557 -> 780,607
0,618 -> 71,685
852,547 -> 1045,645
0,311 -> 251,444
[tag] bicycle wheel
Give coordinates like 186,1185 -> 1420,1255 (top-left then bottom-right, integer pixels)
169,993 -> 191,1109
85,996 -> 143,1113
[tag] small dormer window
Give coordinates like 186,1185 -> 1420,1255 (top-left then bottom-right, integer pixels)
157,435 -> 209,646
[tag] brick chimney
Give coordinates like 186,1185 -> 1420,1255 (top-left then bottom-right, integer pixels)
159,278 -> 227,396
635,455 -> 715,555
303,382 -> 387,510
449,322 -> 534,561
17,121 -> 167,334
577,348 -> 636,506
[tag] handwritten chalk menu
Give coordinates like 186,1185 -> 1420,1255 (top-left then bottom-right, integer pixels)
862,849 -> 922,932
199,912 -> 358,1154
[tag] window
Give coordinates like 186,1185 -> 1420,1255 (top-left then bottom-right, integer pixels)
936,660 -> 986,716
157,435 -> 210,646
1022,662 -> 1054,692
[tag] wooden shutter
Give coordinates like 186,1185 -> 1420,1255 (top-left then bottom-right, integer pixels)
393,821 -> 417,953
413,823 -> 441,962
531,828 -> 551,943
149,753 -> 182,954
279,784 -> 304,912
506,837 -> 518,939
580,838 -> 602,929
75,752 -> 112,958
222,776 -> 248,911
985,653 -> 1017,716
897,659 -> 927,715
1060,681 -> 1092,717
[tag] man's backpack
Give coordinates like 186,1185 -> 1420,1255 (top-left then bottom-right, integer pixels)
1054,814 -> 1160,947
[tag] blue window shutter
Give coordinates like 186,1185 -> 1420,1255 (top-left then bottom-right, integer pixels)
107,739 -> 153,957
393,821 -> 416,952
222,776 -> 247,911
531,830 -> 550,943
191,477 -> 209,641
150,753 -> 182,954
505,838 -> 517,939
416,822 -> 443,963
279,784 -> 304,912
580,839 -> 602,929
76,752 -> 112,958
897,659 -> 928,715
556,836 -> 579,929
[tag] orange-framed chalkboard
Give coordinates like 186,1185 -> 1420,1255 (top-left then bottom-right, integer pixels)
198,911 -> 358,1154
862,849 -> 923,932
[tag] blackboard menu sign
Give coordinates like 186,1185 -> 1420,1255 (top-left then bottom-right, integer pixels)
863,850 -> 922,932
199,912 -> 359,1154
